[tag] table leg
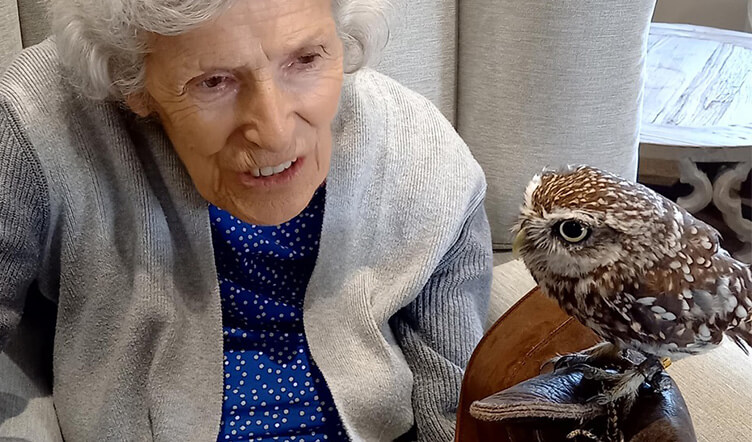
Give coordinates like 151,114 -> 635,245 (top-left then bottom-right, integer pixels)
677,158 -> 713,213
712,162 -> 752,264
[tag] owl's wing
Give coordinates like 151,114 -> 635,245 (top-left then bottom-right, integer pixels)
625,216 -> 749,353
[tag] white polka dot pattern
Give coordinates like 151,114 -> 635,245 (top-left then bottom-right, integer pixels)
209,187 -> 348,441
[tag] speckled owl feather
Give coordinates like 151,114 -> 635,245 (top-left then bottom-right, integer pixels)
514,165 -> 752,361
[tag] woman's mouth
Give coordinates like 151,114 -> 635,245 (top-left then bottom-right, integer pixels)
251,159 -> 295,177
237,157 -> 303,188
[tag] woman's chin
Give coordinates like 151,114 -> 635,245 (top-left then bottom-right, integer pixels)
202,171 -> 325,226
221,196 -> 313,226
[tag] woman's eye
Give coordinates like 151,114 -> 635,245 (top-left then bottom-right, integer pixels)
201,75 -> 229,89
290,53 -> 321,70
299,54 -> 319,64
188,74 -> 237,99
557,220 -> 590,243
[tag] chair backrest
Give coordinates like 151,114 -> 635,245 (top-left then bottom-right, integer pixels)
374,0 -> 458,124
381,0 -> 653,249
0,1 -> 23,68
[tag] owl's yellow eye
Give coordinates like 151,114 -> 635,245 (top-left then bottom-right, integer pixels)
557,221 -> 590,243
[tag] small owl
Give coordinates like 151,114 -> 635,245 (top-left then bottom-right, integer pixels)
513,165 -> 752,400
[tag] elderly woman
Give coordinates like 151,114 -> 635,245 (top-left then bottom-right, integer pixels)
0,0 -> 491,441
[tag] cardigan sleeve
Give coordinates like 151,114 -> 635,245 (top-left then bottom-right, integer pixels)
0,100 -> 48,352
389,199 -> 492,441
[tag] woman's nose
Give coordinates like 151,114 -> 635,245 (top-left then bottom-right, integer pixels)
239,79 -> 294,152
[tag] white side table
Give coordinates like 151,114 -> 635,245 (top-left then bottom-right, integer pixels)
640,23 -> 752,263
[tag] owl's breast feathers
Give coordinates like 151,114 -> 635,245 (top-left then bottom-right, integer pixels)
540,245 -> 752,359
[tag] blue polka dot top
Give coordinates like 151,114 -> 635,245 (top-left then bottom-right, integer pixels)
209,186 -> 349,442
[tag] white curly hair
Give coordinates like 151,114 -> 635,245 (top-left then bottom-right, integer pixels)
48,0 -> 392,101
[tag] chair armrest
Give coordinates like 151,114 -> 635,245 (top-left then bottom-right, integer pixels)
0,294 -> 62,441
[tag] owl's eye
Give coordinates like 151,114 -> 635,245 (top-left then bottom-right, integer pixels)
557,220 -> 590,243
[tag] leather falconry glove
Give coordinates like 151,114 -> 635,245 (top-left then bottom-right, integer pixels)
455,288 -> 696,442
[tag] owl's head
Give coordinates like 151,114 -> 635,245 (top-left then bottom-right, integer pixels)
513,165 -> 672,280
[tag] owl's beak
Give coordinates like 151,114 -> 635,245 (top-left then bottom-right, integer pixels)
512,229 -> 526,259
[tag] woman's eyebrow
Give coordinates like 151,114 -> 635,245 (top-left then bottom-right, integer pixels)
278,26 -> 333,54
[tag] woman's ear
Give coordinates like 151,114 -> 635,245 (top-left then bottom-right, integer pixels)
124,91 -> 153,118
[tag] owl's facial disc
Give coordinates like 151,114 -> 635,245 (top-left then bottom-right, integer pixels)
516,165 -> 661,280
517,211 -> 624,279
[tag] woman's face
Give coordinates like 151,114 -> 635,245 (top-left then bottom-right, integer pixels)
133,0 -> 344,225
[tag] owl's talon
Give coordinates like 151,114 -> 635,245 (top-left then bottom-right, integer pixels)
636,355 -> 666,384
543,343 -> 625,375
576,364 -> 621,383
649,374 -> 672,394
547,354 -> 632,376
551,354 -> 591,371
586,356 -> 667,410
638,356 -> 670,393
540,353 -> 591,374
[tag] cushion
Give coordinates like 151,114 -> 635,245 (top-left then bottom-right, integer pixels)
374,0 -> 458,124
0,0 -> 22,68
458,0 -> 656,247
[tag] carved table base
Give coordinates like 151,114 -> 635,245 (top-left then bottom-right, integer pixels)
677,158 -> 713,213
712,162 -> 752,264
672,159 -> 752,264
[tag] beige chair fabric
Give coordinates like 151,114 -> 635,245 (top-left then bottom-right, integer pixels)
375,0 -> 458,124
669,338 -> 752,442
0,303 -> 63,441
458,0 -> 656,248
0,0 -> 23,69
17,0 -> 49,48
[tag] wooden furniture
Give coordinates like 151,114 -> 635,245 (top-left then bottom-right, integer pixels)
640,23 -> 752,263
639,23 -> 752,263
455,287 -> 600,442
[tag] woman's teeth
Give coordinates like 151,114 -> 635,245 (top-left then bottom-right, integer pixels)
251,160 -> 294,177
